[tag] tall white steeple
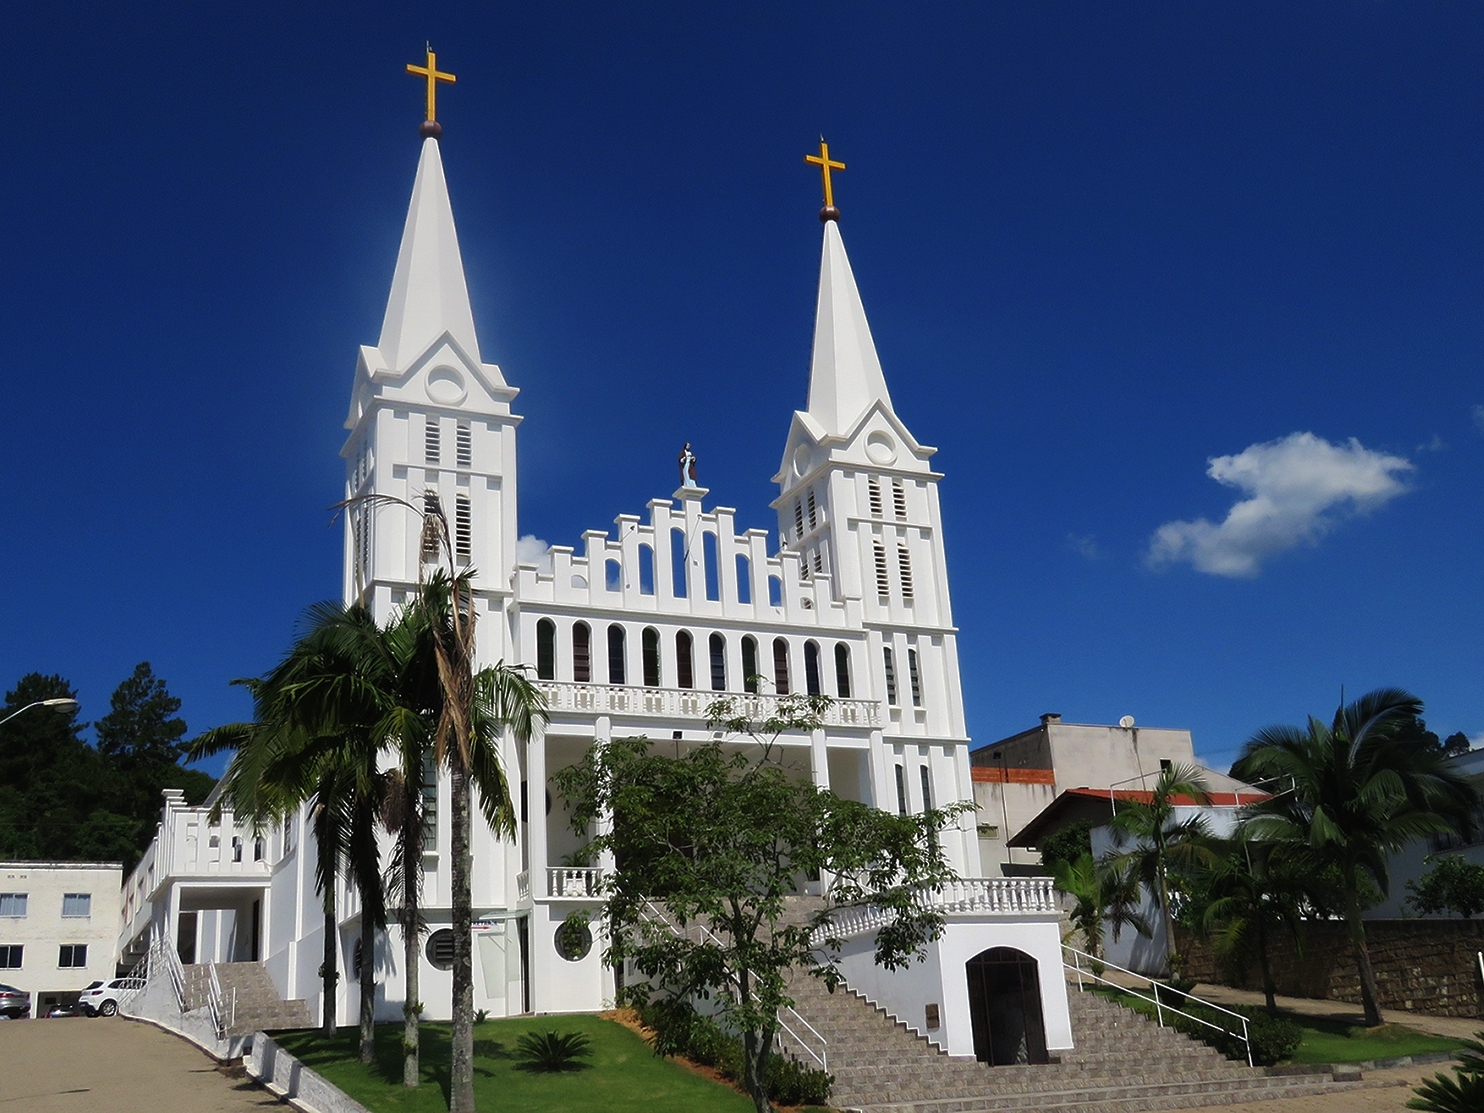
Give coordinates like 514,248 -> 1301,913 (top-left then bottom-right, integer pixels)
806,219 -> 894,436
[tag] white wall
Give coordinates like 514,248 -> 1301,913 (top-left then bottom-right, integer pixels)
0,861 -> 122,1013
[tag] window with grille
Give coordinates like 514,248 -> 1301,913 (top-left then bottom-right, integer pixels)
804,641 -> 821,696
919,765 -> 933,811
893,479 -> 907,520
741,636 -> 759,694
421,493 -> 443,561
426,929 -> 454,970
608,625 -> 627,684
773,638 -> 791,695
895,765 -> 907,816
874,542 -> 890,598
425,418 -> 441,465
868,477 -> 883,517
536,619 -> 556,680
793,500 -> 805,539
834,643 -> 851,698
58,944 -> 87,968
897,545 -> 914,601
573,623 -> 592,683
0,894 -> 26,917
0,945 -> 20,968
883,647 -> 898,706
807,491 -> 817,531
421,755 -> 438,851
676,630 -> 695,689
709,633 -> 727,691
455,423 -> 472,468
908,648 -> 923,706
642,627 -> 661,687
454,495 -> 471,564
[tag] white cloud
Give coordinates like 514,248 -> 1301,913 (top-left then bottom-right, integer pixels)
1472,404 -> 1484,433
1146,432 -> 1413,578
1066,533 -> 1104,560
1416,433 -> 1446,453
515,534 -> 553,573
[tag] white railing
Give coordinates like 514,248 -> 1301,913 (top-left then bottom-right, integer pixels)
637,900 -> 828,1073
547,866 -> 604,899
816,877 -> 1060,944
1063,945 -> 1252,1068
537,681 -> 880,729
206,962 -> 236,1039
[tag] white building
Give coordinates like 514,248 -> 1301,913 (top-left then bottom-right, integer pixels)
123,123 -> 1070,1064
1,860 -> 121,1015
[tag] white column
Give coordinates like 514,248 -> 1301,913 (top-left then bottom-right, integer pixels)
528,736 -> 548,898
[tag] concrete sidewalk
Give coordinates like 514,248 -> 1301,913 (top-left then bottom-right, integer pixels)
1189,981 -> 1483,1042
0,1016 -> 283,1113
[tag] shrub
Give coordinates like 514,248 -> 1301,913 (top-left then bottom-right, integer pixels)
767,1054 -> 833,1106
514,1030 -> 593,1072
1166,1003 -> 1301,1066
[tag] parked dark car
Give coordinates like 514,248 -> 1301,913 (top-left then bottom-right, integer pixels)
0,983 -> 29,1019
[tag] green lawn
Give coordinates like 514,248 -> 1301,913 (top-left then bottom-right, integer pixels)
272,1014 -> 757,1113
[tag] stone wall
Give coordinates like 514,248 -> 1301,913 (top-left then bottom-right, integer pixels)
1177,919 -> 1484,1018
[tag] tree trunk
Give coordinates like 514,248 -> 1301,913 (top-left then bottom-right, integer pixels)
1256,920 -> 1276,1012
321,903 -> 338,1040
1157,861 -> 1178,976
403,812 -> 422,1088
742,1026 -> 773,1113
1347,898 -> 1384,1027
358,910 -> 376,1062
448,763 -> 476,1113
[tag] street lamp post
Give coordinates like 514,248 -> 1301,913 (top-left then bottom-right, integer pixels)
0,698 -> 80,728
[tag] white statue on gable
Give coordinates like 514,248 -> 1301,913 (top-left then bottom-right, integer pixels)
678,442 -> 700,489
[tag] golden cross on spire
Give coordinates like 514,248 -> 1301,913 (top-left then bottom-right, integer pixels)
406,45 -> 457,123
805,138 -> 846,210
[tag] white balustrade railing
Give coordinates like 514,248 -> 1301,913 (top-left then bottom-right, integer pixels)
816,877 -> 1059,944
547,866 -> 603,899
537,681 -> 880,729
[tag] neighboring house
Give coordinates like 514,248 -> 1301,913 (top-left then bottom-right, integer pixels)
0,861 -> 121,1016
1368,746 -> 1484,919
119,124 -> 1072,1065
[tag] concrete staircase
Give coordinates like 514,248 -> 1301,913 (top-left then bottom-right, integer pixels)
182,962 -> 312,1037
778,973 -> 1364,1112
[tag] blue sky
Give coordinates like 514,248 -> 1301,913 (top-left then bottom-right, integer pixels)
2,2 -> 1481,774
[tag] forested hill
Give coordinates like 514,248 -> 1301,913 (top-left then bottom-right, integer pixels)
0,666 -> 216,872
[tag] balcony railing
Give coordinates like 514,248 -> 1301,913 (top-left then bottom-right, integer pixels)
816,877 -> 1060,944
536,681 -> 880,728
546,866 -> 604,899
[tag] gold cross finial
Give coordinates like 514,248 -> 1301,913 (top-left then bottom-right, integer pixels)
805,138 -> 846,218
406,45 -> 457,124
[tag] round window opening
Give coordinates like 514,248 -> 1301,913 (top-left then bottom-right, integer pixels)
554,917 -> 593,962
426,928 -> 455,970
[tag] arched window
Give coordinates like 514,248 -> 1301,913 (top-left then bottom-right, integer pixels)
709,633 -> 727,691
608,624 -> 626,685
907,647 -> 923,707
894,764 -> 907,816
671,529 -> 688,597
883,646 -> 898,706
768,575 -> 783,608
834,643 -> 852,698
536,619 -> 556,680
642,627 -> 661,687
675,631 -> 694,689
735,554 -> 752,604
741,636 -> 759,694
573,623 -> 591,683
606,558 -> 622,592
638,544 -> 655,595
919,765 -> 933,811
772,638 -> 791,695
703,531 -> 720,601
804,641 -> 821,696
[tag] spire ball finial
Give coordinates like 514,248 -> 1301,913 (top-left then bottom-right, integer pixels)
819,205 -> 840,223
420,120 -> 443,139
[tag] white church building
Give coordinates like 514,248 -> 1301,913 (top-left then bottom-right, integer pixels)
121,122 -> 1070,1063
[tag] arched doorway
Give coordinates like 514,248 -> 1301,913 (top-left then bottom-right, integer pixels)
966,947 -> 1049,1065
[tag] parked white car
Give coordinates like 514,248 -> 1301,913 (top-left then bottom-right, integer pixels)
78,977 -> 144,1017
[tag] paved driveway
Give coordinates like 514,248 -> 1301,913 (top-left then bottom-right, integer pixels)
0,1017 -> 282,1113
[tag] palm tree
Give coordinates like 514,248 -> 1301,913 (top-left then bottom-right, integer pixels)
1053,851 -> 1150,960
1198,831 -> 1307,1011
1233,687 -> 1476,1026
1105,762 -> 1217,975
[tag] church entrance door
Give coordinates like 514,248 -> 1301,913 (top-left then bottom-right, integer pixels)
965,947 -> 1048,1065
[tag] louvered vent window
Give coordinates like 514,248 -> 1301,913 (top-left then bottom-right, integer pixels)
455,423 -> 472,469
883,647 -> 898,706
873,541 -> 890,599
421,493 -> 442,561
807,491 -> 817,531
793,500 -> 805,539
897,545 -> 914,602
907,648 -> 923,706
425,418 -> 441,465
893,479 -> 907,520
868,477 -> 883,517
454,495 -> 472,564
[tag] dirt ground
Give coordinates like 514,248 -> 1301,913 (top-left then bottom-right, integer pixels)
0,1016 -> 282,1113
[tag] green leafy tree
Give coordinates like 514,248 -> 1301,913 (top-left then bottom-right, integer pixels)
554,694 -> 970,1113
1104,762 -> 1217,974
1039,821 -> 1093,874
1234,688 -> 1477,1027
1053,851 -> 1150,959
1406,855 -> 1484,919
1196,833 -> 1308,1011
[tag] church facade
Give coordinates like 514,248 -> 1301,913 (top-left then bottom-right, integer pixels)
121,126 -> 1070,1063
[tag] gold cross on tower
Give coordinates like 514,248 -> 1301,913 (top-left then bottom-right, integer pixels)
407,45 -> 457,124
805,138 -> 846,220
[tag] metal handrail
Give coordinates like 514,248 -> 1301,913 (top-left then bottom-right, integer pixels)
637,899 -> 829,1073
1063,945 -> 1252,1069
